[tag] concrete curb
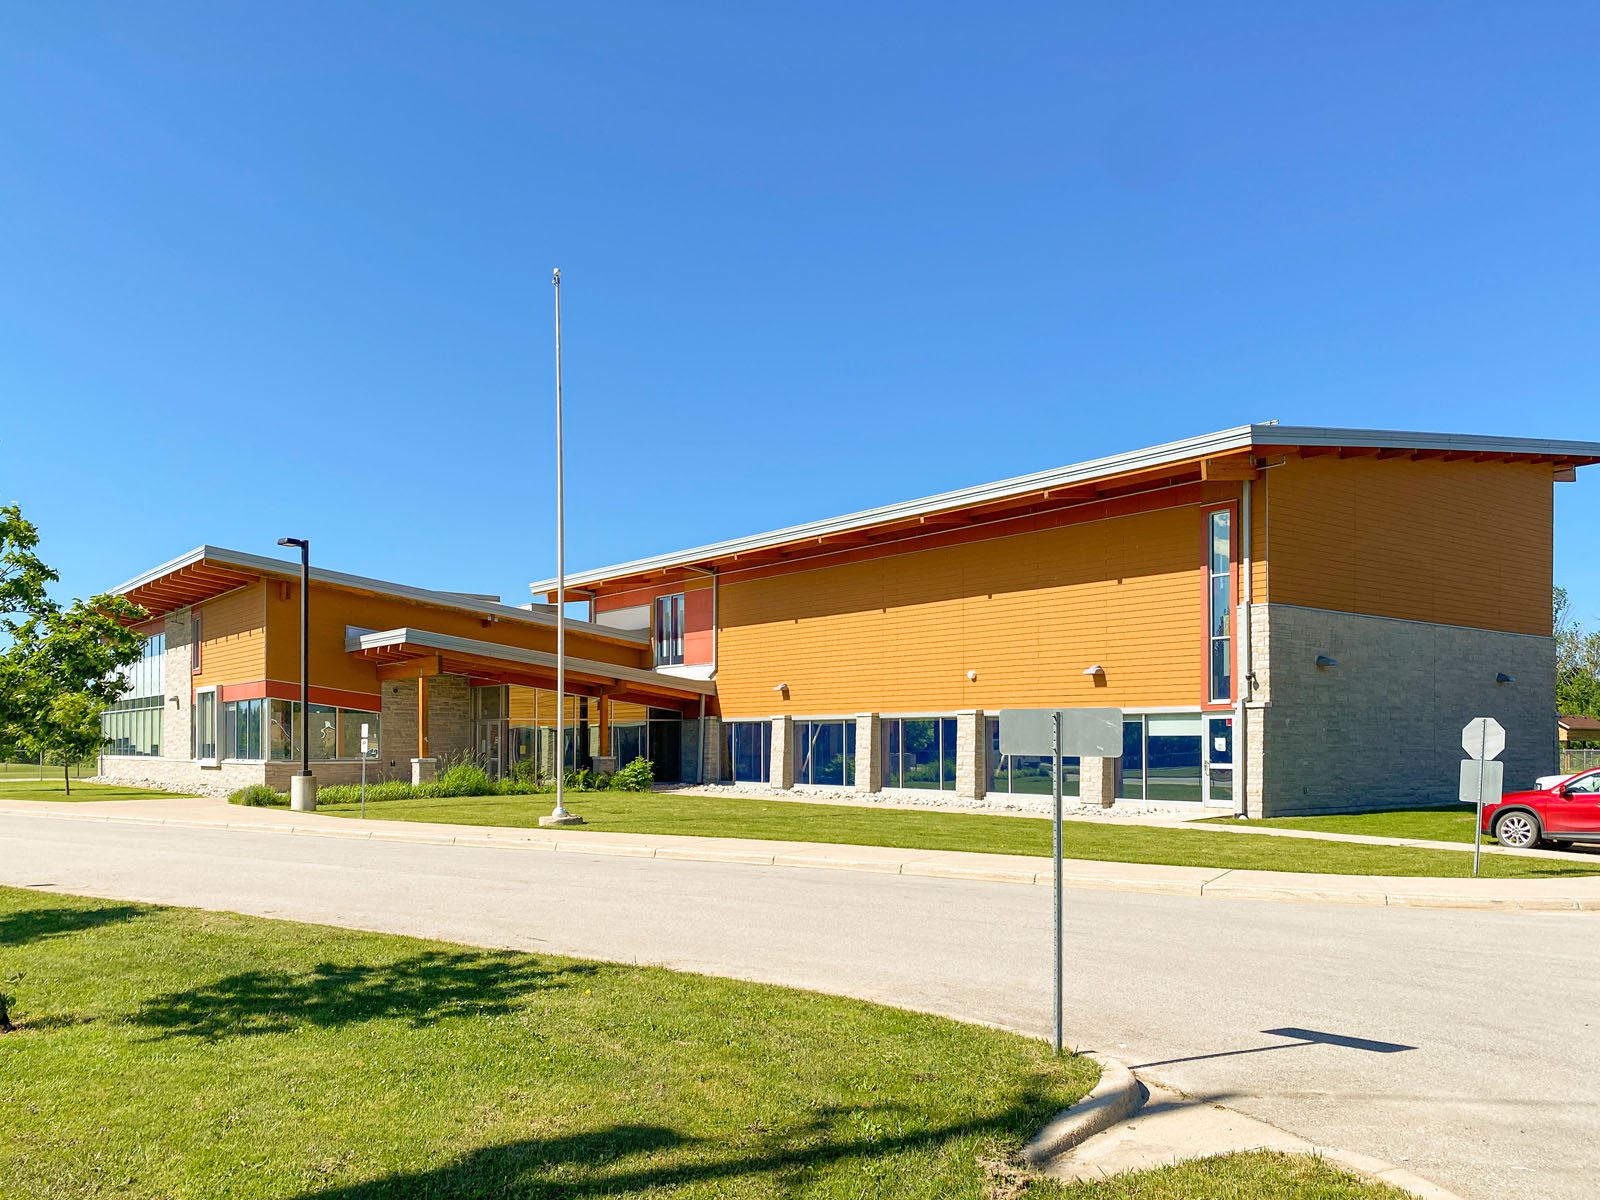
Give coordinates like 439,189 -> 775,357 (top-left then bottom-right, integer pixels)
5,803 -> 1599,913
1024,1056 -> 1469,1200
1018,1054 -> 1144,1166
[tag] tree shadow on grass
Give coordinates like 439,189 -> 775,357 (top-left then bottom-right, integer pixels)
291,1089 -> 1066,1199
134,950 -> 601,1040
0,902 -> 145,947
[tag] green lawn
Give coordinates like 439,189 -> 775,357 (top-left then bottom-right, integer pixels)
0,887 -> 1407,1199
316,792 -> 1598,879
1053,1151 -> 1409,1198
0,777 -> 191,802
0,884 -> 1098,1199
1202,807 -> 1482,844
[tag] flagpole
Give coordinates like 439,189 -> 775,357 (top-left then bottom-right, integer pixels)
543,267 -> 581,826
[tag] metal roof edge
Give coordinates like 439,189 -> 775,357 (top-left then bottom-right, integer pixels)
349,626 -> 716,695
530,423 -> 1600,594
528,424 -> 1260,593
113,545 -> 649,644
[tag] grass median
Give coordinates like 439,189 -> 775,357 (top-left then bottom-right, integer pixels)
1201,807 -> 1482,844
0,887 -> 1412,1199
316,791 -> 1599,878
0,884 -> 1099,1198
0,777 -> 191,802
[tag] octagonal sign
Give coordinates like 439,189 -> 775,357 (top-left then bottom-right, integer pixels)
1461,717 -> 1505,761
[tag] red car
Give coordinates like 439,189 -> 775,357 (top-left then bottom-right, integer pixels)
1481,768 -> 1600,849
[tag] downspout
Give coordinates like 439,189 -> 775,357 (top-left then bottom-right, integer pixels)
1234,478 -> 1253,818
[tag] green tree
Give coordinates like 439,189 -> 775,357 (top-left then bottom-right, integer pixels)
0,505 -> 148,786
1555,586 -> 1600,723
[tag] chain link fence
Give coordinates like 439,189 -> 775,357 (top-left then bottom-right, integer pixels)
1561,747 -> 1600,775
1,754 -> 97,781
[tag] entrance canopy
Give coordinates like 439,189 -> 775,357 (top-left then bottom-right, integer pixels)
346,626 -> 715,714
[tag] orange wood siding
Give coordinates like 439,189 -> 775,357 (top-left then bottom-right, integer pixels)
1263,455 -> 1553,636
715,502 -> 1208,718
506,685 -> 644,727
266,584 -> 652,699
191,584 -> 267,689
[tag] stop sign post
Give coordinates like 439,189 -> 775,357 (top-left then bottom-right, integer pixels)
1461,717 -> 1506,877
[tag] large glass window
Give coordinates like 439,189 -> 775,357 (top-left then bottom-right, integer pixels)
723,721 -> 772,784
268,699 -> 380,761
1145,713 -> 1203,802
1208,509 -> 1233,703
882,717 -> 957,790
340,709 -> 381,759
223,698 -> 264,760
1119,717 -> 1145,800
102,632 -> 165,757
102,697 -> 162,757
985,718 -> 1078,797
794,720 -> 856,787
612,723 -> 648,766
654,593 -> 685,666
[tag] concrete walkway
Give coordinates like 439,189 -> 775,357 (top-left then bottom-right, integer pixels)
6,795 -> 1598,912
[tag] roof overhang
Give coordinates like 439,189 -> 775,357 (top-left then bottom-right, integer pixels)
347,627 -> 715,710
530,423 -> 1600,598
112,545 -> 648,647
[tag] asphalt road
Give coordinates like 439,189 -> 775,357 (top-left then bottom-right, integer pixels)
3,812 -> 1595,1200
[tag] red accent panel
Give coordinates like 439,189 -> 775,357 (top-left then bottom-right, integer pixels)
217,679 -> 382,710
684,630 -> 714,665
683,590 -> 714,665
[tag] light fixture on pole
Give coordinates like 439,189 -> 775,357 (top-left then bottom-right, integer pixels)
542,268 -> 583,827
276,536 -> 317,812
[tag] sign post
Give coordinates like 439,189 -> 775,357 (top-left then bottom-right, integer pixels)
1460,717 -> 1506,877
360,722 -> 371,820
998,707 -> 1122,1055
1051,711 -> 1063,1057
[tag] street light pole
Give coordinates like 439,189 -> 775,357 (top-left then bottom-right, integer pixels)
277,536 -> 316,812
542,268 -> 582,826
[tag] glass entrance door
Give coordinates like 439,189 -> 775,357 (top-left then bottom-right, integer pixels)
1204,716 -> 1234,804
477,721 -> 503,779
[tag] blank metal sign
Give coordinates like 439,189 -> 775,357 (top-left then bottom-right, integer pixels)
998,708 -> 1124,758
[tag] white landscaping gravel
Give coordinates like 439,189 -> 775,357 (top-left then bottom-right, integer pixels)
659,781 -> 1202,821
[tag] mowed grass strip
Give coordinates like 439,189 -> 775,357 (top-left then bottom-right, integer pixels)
0,777 -> 191,802
1202,807 -> 1482,844
1052,1150 -> 1411,1198
0,885 -> 1098,1200
317,791 -> 1597,878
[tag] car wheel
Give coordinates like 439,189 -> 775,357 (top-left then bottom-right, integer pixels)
1493,810 -> 1542,850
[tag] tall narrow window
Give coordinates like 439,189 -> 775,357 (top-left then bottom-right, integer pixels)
654,593 -> 685,666
1207,509 -> 1232,703
194,688 -> 218,763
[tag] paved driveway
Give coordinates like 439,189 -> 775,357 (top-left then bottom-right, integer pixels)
3,811 -> 1595,1200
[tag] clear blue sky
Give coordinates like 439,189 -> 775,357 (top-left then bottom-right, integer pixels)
3,3 -> 1597,622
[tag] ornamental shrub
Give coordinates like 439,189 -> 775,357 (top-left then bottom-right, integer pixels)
610,756 -> 655,792
436,764 -> 494,797
229,784 -> 286,807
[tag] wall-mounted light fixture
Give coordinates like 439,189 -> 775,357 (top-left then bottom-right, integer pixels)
773,683 -> 789,695
169,695 -> 181,708
1082,664 -> 1105,677
966,669 -> 978,682
1315,655 -> 1339,668
1496,672 -> 1516,684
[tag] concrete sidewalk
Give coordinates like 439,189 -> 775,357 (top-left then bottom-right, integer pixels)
5,795 -> 1598,912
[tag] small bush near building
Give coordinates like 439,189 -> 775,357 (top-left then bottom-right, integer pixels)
229,784 -> 287,807
435,764 -> 492,797
611,756 -> 655,792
